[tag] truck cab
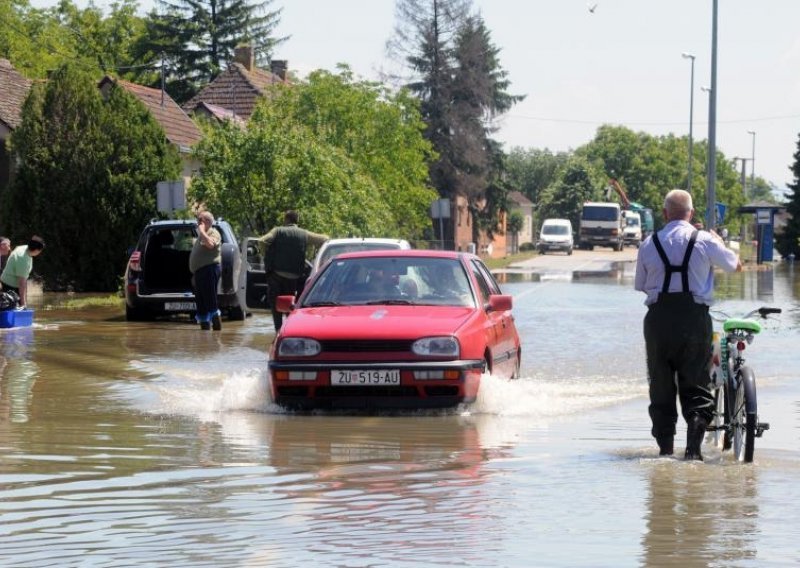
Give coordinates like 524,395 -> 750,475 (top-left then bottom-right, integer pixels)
579,202 -> 624,251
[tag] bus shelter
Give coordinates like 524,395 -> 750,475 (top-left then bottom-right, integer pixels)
738,201 -> 786,264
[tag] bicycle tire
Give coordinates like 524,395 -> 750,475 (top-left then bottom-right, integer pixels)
710,386 -> 726,450
732,366 -> 757,462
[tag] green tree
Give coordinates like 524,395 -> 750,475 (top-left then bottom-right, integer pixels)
505,147 -> 570,205
776,134 -> 800,258
537,156 -> 602,231
4,64 -> 181,290
506,209 -> 524,254
1,0 -> 146,79
190,70 -> 437,240
136,0 -> 286,102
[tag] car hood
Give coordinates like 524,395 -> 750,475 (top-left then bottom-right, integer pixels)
280,305 -> 477,339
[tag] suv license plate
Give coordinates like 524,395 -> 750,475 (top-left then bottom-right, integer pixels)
165,302 -> 196,311
332,369 -> 400,386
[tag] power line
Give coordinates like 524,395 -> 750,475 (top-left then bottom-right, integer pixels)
503,112 -> 800,127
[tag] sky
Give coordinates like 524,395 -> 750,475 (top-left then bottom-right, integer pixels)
33,0 -> 800,193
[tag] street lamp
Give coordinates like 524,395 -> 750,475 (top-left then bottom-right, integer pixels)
682,52 -> 696,193
733,156 -> 751,242
747,130 -> 756,200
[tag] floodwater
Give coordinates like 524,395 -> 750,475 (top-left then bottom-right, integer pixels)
1,259 -> 799,567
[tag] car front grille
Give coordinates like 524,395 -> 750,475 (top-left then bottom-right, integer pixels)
320,340 -> 413,353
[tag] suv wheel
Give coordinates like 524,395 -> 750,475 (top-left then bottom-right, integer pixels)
125,304 -> 150,321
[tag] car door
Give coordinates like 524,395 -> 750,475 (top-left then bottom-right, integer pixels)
243,237 -> 269,310
472,259 -> 517,374
468,260 -> 501,369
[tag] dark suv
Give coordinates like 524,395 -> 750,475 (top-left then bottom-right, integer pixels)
124,219 -> 248,321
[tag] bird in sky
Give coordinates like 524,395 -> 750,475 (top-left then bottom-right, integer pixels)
588,3 -> 598,13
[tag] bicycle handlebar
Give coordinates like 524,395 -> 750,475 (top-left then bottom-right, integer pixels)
758,307 -> 782,317
711,306 -> 782,322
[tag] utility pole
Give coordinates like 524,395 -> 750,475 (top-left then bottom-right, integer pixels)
682,53 -> 696,193
747,130 -> 756,197
706,0 -> 719,229
734,157 -> 750,243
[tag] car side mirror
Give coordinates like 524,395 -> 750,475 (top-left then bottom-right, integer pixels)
488,294 -> 512,312
275,295 -> 295,313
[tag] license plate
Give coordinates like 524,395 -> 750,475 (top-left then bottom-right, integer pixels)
165,301 -> 196,311
332,369 -> 400,386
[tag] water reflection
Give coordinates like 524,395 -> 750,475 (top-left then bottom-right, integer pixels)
641,462 -> 759,566
0,328 -> 37,423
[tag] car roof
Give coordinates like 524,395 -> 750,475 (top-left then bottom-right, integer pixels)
145,219 -> 230,229
542,218 -> 571,225
329,249 -> 472,261
321,237 -> 411,247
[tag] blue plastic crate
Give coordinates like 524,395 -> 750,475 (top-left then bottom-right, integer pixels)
0,309 -> 33,328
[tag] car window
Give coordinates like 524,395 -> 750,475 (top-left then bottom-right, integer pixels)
542,225 -> 569,235
303,257 -> 474,307
469,261 -> 491,304
472,260 -> 502,295
319,243 -> 401,267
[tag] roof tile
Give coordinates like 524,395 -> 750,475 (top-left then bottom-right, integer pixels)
0,59 -> 33,130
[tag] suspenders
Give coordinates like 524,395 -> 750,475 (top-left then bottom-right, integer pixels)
651,230 -> 699,294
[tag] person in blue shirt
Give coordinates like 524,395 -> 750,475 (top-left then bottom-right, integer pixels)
635,189 -> 742,460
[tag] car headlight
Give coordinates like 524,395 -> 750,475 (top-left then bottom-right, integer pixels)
278,338 -> 321,357
412,337 -> 460,357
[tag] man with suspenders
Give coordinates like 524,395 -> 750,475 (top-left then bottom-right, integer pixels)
635,189 -> 742,460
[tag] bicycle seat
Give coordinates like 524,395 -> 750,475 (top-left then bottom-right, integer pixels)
723,318 -> 762,334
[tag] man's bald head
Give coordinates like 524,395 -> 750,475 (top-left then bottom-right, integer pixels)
664,189 -> 694,222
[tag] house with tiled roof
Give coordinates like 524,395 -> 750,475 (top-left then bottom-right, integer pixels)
507,190 -> 535,250
99,75 -> 203,188
183,44 -> 288,122
0,59 -> 33,194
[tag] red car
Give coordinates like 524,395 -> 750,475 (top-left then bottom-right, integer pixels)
268,250 -> 521,410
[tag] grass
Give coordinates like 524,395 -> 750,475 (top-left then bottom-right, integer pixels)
42,294 -> 123,310
483,250 -> 537,270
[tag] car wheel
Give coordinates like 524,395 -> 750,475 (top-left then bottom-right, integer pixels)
567,247 -> 573,256
125,304 -> 150,321
510,354 -> 521,380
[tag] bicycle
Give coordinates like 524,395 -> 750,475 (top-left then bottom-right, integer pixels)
707,306 -> 781,462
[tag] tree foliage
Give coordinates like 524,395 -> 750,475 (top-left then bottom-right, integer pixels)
536,156 -> 603,231
3,64 -> 181,291
389,0 -> 522,242
1,0 -> 146,79
134,0 -> 286,102
190,69 -> 437,240
505,147 -> 570,205
776,134 -> 800,258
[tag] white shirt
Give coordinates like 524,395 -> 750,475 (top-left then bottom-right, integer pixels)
634,220 -> 739,306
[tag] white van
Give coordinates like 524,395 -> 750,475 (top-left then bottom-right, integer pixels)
537,219 -> 574,255
622,210 -> 642,247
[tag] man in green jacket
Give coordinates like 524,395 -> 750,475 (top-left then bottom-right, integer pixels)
259,210 -> 328,331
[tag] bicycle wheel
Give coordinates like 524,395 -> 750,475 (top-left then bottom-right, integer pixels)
710,386 -> 726,450
732,366 -> 757,462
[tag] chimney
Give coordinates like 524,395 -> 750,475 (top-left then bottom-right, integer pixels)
233,44 -> 255,71
270,60 -> 288,81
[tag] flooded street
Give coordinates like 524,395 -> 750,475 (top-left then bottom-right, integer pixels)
1,255 -> 799,567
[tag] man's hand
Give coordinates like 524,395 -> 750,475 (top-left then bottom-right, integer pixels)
736,258 -> 744,272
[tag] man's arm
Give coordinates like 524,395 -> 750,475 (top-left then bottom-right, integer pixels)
16,276 -> 26,307
305,231 -> 329,248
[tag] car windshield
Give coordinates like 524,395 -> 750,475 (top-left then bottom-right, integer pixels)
626,217 -> 640,227
303,256 -> 474,307
319,243 -> 401,267
542,225 -> 569,235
